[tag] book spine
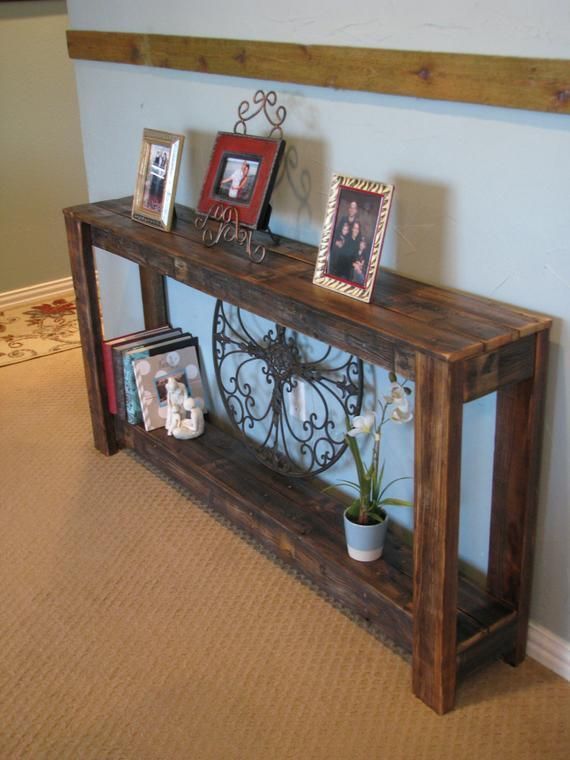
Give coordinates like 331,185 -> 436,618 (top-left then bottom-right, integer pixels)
102,341 -> 117,415
112,346 -> 127,420
125,353 -> 145,425
133,360 -> 153,431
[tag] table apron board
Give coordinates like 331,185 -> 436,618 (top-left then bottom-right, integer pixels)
64,202 -> 551,714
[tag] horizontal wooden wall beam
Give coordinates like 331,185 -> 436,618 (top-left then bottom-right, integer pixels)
67,30 -> 570,115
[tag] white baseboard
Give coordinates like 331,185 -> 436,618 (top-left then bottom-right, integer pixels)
527,622 -> 570,681
0,277 -> 74,309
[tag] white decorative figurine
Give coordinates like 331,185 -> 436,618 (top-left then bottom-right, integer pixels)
165,376 -> 188,436
182,396 -> 205,438
165,376 -> 205,440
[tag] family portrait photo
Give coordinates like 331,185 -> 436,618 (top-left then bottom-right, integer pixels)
313,174 -> 394,303
326,188 -> 381,287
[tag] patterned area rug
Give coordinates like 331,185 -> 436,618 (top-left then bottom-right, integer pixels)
0,293 -> 81,367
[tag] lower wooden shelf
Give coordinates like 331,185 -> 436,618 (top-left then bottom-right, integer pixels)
116,418 -> 517,678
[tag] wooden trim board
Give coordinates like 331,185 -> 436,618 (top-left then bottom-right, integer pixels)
67,30 -> 570,115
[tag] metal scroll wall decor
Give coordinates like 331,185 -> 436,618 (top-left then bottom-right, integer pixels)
233,89 -> 287,139
196,89 -> 287,263
213,300 -> 363,478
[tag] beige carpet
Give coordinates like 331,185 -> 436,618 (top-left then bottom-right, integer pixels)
0,349 -> 568,760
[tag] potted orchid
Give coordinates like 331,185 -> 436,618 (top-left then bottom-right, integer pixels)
335,374 -> 414,562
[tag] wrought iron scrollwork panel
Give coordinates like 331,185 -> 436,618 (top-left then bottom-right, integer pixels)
213,300 -> 363,478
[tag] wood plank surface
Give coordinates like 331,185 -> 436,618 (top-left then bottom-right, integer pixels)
487,330 -> 550,664
117,419 -> 514,663
64,204 -> 482,366
66,30 -> 570,115
139,267 -> 168,328
64,200 -> 551,373
412,355 -> 464,714
65,217 -> 118,455
457,617 -> 518,679
121,420 -> 414,650
462,335 -> 536,402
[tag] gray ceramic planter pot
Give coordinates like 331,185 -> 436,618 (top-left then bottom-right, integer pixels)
343,510 -> 388,562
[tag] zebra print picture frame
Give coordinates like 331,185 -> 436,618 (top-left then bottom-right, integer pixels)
313,174 -> 394,303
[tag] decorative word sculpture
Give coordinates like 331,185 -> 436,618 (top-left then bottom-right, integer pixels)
195,203 -> 266,263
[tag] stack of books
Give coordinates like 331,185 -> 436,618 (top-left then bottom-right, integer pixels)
102,326 -> 206,431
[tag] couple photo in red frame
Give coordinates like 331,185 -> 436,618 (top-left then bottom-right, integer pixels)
198,132 -> 285,229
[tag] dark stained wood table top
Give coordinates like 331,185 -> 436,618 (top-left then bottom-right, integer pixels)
64,197 -> 552,371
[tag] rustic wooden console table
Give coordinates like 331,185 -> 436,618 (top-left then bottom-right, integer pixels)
64,197 -> 551,714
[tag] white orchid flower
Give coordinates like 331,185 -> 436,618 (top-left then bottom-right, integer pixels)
384,382 -> 403,406
385,382 -> 413,424
391,406 -> 413,424
347,412 -> 376,437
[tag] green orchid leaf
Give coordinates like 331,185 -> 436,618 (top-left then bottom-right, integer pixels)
372,460 -> 385,503
346,501 -> 360,520
379,476 -> 412,500
366,512 -> 385,524
345,433 -> 366,492
336,480 -> 361,491
323,480 -> 360,494
380,498 -> 414,508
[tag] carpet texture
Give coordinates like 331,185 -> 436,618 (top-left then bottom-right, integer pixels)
0,349 -> 568,760
0,293 -> 80,367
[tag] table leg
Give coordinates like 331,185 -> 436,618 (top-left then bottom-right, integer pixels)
413,354 -> 464,714
487,330 -> 549,664
139,266 -> 168,329
65,217 -> 118,456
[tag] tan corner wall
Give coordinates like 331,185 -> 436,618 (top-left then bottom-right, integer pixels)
0,1 -> 88,293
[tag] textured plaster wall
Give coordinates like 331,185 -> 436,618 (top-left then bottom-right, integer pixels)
0,1 -> 88,292
67,0 -> 569,642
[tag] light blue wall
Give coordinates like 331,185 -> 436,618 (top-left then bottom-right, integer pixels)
68,0 -> 570,642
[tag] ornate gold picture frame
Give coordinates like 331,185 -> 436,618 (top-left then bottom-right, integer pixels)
132,129 -> 184,231
313,174 -> 394,303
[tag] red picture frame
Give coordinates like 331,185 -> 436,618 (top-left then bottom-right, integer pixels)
198,132 -> 285,229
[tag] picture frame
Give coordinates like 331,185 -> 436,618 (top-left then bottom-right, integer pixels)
313,174 -> 394,303
132,339 -> 206,431
132,128 -> 184,231
197,132 -> 285,229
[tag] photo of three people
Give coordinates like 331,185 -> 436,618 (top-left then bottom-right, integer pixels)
326,189 -> 382,287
